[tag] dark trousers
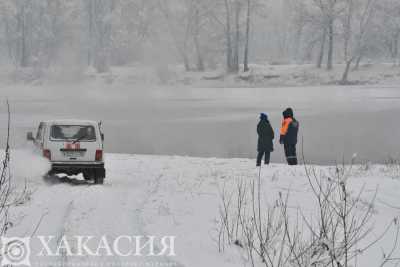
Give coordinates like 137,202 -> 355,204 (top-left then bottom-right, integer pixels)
256,150 -> 271,166
284,143 -> 298,165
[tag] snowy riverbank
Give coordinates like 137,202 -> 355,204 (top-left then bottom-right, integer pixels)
4,153 -> 400,266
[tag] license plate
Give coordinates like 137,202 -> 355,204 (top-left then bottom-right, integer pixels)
63,151 -> 84,157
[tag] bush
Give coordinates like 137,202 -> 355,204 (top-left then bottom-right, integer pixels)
217,162 -> 400,267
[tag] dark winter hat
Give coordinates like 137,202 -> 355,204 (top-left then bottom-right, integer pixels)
283,108 -> 294,118
260,113 -> 268,120
286,108 -> 293,117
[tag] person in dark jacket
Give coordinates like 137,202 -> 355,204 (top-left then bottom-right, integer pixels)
257,113 -> 274,166
279,108 -> 299,165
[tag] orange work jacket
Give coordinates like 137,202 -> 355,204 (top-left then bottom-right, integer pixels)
280,117 -> 293,136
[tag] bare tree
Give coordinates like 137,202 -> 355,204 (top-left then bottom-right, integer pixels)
340,0 -> 376,84
317,26 -> 327,68
326,0 -> 337,70
377,0 -> 400,65
0,101 -> 30,235
193,4 -> 205,71
223,0 -> 234,72
232,0 -> 241,72
243,0 -> 250,72
0,101 -> 12,235
310,0 -> 342,70
85,0 -> 116,73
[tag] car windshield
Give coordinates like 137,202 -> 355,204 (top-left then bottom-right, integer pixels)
50,125 -> 96,141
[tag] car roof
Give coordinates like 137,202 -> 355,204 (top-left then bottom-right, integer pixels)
42,119 -> 99,126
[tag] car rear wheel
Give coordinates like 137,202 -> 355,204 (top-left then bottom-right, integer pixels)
83,170 -> 95,181
94,168 -> 105,184
94,177 -> 104,184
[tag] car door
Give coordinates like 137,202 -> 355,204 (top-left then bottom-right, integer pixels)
34,122 -> 45,149
49,124 -> 100,162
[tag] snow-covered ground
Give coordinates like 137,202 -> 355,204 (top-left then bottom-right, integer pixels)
5,152 -> 400,267
3,62 -> 400,87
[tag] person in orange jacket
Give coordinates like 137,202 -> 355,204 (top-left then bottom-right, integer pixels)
279,108 -> 299,165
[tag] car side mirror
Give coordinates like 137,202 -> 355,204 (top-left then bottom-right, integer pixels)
101,133 -> 104,141
27,132 -> 34,141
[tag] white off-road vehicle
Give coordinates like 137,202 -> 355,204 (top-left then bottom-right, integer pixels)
27,120 -> 106,184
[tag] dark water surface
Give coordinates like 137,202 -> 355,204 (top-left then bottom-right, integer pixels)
1,83 -> 400,164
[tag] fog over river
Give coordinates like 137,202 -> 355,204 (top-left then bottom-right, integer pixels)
1,83 -> 399,165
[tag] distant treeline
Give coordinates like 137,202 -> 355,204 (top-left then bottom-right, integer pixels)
0,0 -> 399,83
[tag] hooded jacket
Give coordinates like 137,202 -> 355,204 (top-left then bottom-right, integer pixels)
257,118 -> 274,152
280,109 -> 299,145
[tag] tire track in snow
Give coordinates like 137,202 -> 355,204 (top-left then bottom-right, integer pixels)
54,200 -> 74,267
12,155 -> 184,267
133,173 -> 184,267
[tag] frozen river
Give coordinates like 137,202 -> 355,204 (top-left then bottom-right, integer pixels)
1,83 -> 400,164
